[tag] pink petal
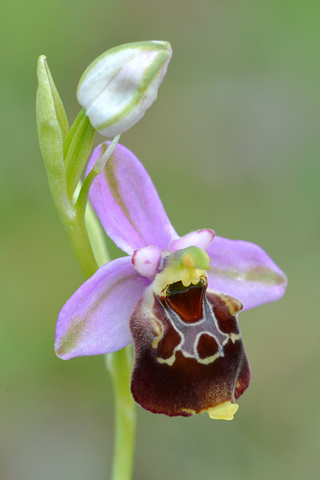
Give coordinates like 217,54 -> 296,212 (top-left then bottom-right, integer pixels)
86,142 -> 178,255
55,257 -> 151,359
170,229 -> 215,252
206,236 -> 287,310
132,245 -> 162,277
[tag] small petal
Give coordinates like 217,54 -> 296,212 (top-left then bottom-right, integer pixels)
87,142 -> 178,254
77,41 -> 172,137
55,257 -> 150,359
170,229 -> 215,252
132,246 -> 162,277
206,236 -> 287,310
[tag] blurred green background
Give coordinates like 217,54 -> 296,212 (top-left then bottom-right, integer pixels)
1,0 -> 319,479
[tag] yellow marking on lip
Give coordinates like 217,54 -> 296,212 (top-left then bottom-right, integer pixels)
181,407 -> 196,415
206,401 -> 239,420
151,335 -> 163,348
230,332 -> 241,343
219,294 -> 243,316
197,351 -> 222,365
157,355 -> 176,366
150,316 -> 164,349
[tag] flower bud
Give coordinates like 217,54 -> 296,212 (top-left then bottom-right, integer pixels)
77,41 -> 172,137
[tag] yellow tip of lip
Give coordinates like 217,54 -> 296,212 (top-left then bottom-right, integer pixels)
207,401 -> 239,420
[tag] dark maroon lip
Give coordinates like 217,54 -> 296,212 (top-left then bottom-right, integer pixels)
129,280 -> 250,418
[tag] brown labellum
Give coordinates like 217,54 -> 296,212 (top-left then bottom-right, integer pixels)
130,277 -> 250,417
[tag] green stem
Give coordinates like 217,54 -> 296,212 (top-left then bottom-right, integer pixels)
106,348 -> 136,480
65,211 -> 99,279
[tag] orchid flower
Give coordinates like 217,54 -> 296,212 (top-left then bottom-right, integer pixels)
55,142 -> 287,420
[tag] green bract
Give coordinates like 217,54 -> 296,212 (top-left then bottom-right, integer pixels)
36,56 -> 97,216
77,41 -> 172,137
36,55 -> 71,218
36,55 -> 100,277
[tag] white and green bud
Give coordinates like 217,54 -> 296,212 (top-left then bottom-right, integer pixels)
77,41 -> 172,137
